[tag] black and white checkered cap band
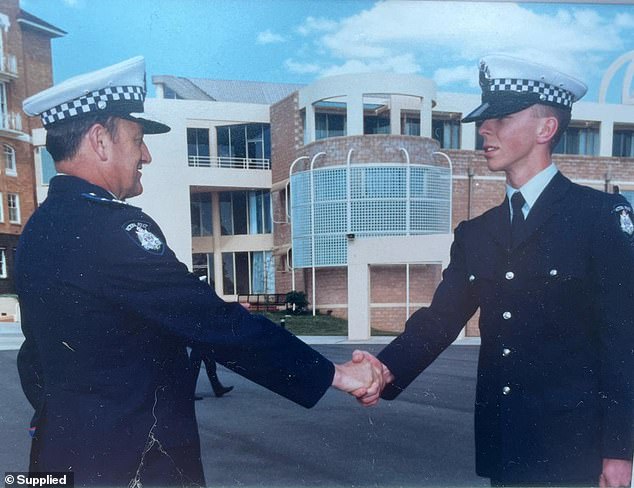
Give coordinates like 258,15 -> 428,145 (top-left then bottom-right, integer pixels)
40,85 -> 145,126
488,78 -> 574,108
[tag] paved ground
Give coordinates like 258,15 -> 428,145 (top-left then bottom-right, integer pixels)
0,326 -> 487,487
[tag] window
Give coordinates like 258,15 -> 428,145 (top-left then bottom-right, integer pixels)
364,115 -> 390,135
0,83 -> 6,130
432,114 -> 461,149
0,248 -> 6,279
192,253 -> 214,284
4,144 -> 15,176
163,87 -> 182,99
187,128 -> 210,166
554,123 -> 599,156
0,192 -> 4,222
401,114 -> 420,136
613,127 -> 634,157
220,190 -> 272,236
315,112 -> 346,140
248,190 -> 272,235
190,192 -> 213,236
216,123 -> 270,166
222,250 -> 274,295
7,193 -> 19,223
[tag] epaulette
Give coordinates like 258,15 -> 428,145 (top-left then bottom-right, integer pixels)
81,192 -> 140,209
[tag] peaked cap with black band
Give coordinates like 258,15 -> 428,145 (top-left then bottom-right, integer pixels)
23,56 -> 170,134
462,54 -> 587,123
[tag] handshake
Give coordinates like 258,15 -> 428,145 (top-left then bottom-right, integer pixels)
331,350 -> 395,406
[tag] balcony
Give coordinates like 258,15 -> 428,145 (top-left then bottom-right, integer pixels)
0,111 -> 26,139
0,55 -> 18,82
188,155 -> 271,170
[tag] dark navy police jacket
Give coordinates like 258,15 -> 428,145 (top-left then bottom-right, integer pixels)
377,172 -> 634,485
16,175 -> 334,487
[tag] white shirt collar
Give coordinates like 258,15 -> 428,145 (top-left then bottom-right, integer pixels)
506,163 -> 558,218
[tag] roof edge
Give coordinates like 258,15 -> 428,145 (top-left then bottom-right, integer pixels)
18,10 -> 66,38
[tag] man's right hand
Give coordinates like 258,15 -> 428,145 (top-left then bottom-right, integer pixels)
350,350 -> 394,406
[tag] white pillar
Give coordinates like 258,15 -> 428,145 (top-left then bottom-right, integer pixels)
212,192 -> 224,296
390,95 -> 403,135
305,103 -> 316,144
461,123 -> 477,150
599,119 -> 614,158
347,93 -> 364,136
420,97 -> 433,138
347,239 -> 371,340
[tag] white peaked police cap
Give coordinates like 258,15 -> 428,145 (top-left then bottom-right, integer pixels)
23,56 -> 170,134
462,54 -> 587,123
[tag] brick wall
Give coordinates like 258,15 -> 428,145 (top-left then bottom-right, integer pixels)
445,149 -> 634,226
0,0 -> 57,293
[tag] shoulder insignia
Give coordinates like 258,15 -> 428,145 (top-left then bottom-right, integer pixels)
123,221 -> 165,255
613,204 -> 634,236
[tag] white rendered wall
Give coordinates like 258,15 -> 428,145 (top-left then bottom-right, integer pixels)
132,98 -> 272,269
347,234 -> 454,341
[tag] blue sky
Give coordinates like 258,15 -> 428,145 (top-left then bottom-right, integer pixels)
18,0 -> 634,103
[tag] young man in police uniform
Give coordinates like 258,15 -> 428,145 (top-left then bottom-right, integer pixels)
356,55 -> 634,487
16,57 -> 382,487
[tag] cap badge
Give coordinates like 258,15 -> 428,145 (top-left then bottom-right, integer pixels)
123,221 -> 165,255
614,204 -> 634,236
479,60 -> 491,90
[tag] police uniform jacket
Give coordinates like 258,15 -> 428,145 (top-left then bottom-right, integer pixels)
16,175 -> 334,487
377,172 -> 634,485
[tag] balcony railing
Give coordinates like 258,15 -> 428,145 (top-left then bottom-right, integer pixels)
0,111 -> 23,134
188,155 -> 271,170
0,54 -> 18,80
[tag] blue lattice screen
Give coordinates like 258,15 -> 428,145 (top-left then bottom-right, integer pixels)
291,164 -> 451,268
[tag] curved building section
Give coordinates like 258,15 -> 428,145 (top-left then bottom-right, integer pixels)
298,72 -> 437,141
271,73 -> 452,331
289,136 -> 451,268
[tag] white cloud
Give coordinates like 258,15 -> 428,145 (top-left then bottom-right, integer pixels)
296,16 -> 338,36
256,29 -> 286,45
320,53 -> 420,78
284,1 -> 632,88
284,59 -> 321,74
434,65 -> 478,90
615,12 -> 634,28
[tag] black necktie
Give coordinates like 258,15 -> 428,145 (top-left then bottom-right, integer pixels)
510,192 -> 525,246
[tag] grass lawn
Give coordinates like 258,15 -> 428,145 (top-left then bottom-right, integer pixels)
253,310 -> 396,337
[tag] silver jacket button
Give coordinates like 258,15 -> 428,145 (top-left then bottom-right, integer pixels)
549,269 -> 558,277
502,348 -> 511,357
468,274 -> 476,282
502,311 -> 512,320
502,386 -> 512,395
505,271 -> 515,280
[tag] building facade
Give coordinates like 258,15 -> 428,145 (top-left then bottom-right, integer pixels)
0,0 -> 62,307
33,55 -> 634,338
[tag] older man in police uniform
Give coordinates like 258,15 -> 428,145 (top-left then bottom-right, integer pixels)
356,55 -> 634,487
16,57 -> 381,487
